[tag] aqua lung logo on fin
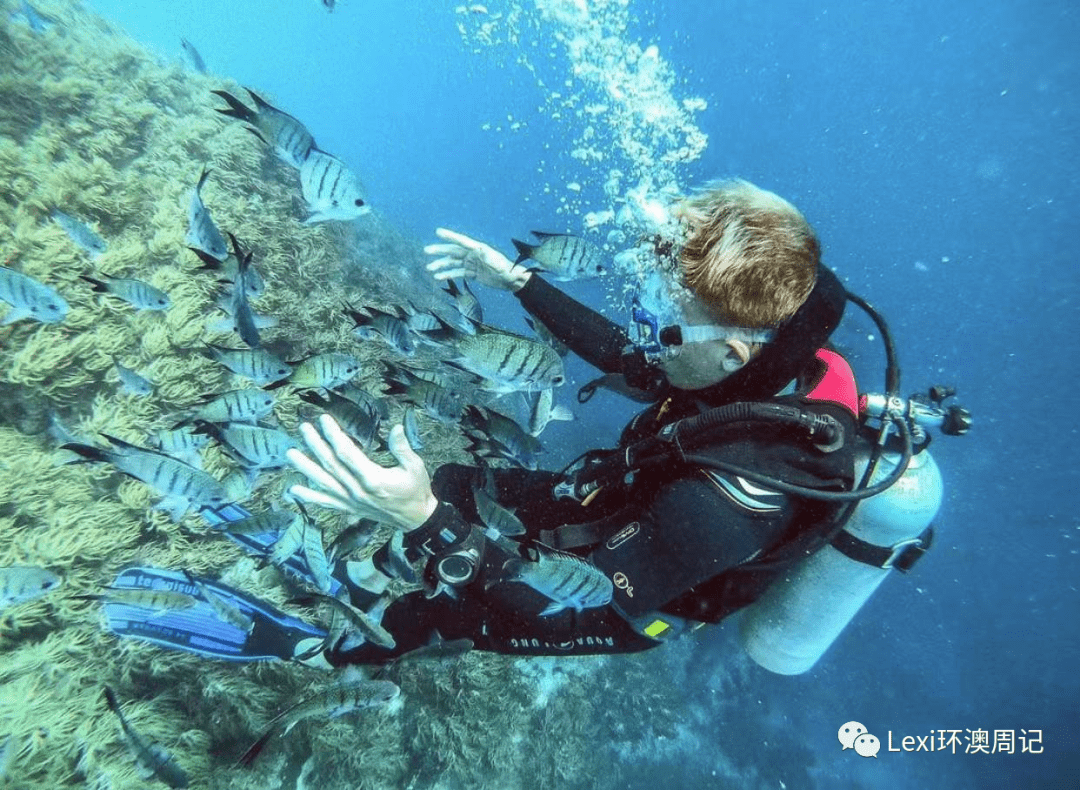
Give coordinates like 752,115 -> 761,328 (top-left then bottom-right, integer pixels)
606,521 -> 640,550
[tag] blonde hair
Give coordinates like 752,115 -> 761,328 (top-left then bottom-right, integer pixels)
673,179 -> 819,328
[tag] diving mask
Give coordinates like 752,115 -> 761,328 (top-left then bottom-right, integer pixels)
629,295 -> 776,362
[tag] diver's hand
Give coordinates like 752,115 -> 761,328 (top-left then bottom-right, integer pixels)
424,227 -> 532,292
287,415 -> 438,531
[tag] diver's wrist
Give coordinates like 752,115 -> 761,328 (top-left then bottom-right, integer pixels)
508,266 -> 532,292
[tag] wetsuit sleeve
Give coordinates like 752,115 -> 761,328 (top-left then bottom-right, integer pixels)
514,274 -> 628,373
588,467 -> 794,617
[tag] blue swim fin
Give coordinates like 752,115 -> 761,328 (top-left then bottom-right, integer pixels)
200,502 -> 344,596
102,567 -> 326,663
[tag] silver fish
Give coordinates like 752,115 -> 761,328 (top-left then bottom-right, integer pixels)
113,358 -> 154,397
180,388 -> 275,425
227,250 -> 261,348
345,304 -> 416,357
81,274 -> 170,310
196,422 -> 295,470
239,676 -> 399,766
298,389 -> 380,451
0,264 -> 68,325
386,531 -> 419,585
103,687 -> 189,789
0,566 -> 62,610
185,169 -> 228,261
286,352 -> 360,390
463,405 -> 541,465
269,511 -> 307,566
326,518 -> 382,562
302,511 -> 334,594
442,279 -> 482,325
190,246 -> 265,298
401,406 -> 423,450
512,231 -> 604,281
179,37 -> 206,74
51,209 -> 107,259
216,508 -> 297,538
450,329 -> 565,393
381,366 -> 465,425
524,315 -> 568,358
473,485 -> 526,538
62,434 -> 229,520
183,571 -> 253,634
527,387 -> 573,437
148,426 -> 210,466
497,546 -> 613,616
204,344 -> 291,386
299,148 -> 370,224
335,383 -> 390,420
212,88 -> 315,170
77,586 -> 197,613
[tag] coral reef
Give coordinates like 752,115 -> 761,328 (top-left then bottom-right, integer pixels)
0,3 -> 697,790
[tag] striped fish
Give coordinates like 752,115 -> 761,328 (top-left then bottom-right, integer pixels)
473,485 -> 525,538
179,388 -> 275,425
496,545 -> 613,617
512,231 -> 604,281
216,508 -> 297,538
0,264 -> 68,325
195,422 -> 295,470
345,304 -> 416,357
113,358 -> 153,397
442,279 -> 483,325
75,586 -> 197,614
80,274 -> 170,310
103,687 -> 189,789
298,389 -> 380,451
147,426 -> 210,466
185,169 -> 228,261
285,353 -> 360,390
381,365 -> 465,425
190,246 -> 265,298
204,345 -> 291,386
0,566 -> 62,611
51,209 -> 107,259
61,434 -> 229,520
238,677 -> 399,767
212,88 -> 315,170
527,387 -> 573,437
299,148 -> 370,224
402,406 -> 423,450
301,508 -> 334,594
183,571 -> 253,634
449,329 -> 565,393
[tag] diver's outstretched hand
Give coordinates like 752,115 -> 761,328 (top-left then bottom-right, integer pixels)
424,227 -> 532,292
287,415 -> 438,531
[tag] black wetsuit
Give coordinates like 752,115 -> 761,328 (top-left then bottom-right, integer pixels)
330,275 -> 857,665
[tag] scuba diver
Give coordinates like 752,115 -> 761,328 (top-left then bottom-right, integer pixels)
103,180 -> 967,673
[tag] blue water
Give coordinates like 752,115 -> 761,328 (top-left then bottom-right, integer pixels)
87,1 -> 1080,787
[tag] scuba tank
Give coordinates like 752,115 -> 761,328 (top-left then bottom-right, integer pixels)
738,440 -> 943,675
737,385 -> 968,674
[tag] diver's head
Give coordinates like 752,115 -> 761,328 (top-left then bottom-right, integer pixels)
674,178 -> 819,329
629,180 -> 822,393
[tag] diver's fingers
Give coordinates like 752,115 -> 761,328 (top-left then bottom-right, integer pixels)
296,421 -> 367,501
319,414 -> 383,482
286,447 -> 352,502
287,484 -> 353,514
385,423 -> 422,473
423,243 -> 467,258
433,227 -> 483,249
428,266 -> 467,281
